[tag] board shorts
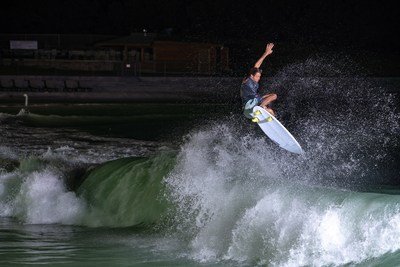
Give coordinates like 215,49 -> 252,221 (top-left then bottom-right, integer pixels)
243,97 -> 262,119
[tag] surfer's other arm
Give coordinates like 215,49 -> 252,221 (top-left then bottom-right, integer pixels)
254,43 -> 274,68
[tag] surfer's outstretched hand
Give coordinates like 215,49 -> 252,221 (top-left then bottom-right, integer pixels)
265,43 -> 274,55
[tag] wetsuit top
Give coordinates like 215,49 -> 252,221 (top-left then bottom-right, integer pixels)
240,77 -> 259,105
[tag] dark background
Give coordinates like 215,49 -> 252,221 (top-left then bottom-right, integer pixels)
1,0 -> 399,75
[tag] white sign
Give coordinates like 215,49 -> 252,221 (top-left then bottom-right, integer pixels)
10,40 -> 38,50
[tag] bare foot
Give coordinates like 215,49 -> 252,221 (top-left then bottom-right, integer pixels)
266,108 -> 275,117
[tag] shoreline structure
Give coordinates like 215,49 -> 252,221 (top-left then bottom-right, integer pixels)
0,75 -> 399,104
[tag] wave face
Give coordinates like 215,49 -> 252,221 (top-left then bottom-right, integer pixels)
77,152 -> 175,227
0,148 -> 175,227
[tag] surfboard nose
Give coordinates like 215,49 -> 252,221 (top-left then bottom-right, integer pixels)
284,145 -> 304,154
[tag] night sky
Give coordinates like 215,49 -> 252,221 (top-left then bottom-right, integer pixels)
1,1 -> 398,47
1,0 -> 399,75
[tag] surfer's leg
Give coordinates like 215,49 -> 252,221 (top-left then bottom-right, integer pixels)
265,107 -> 275,116
260,93 -> 277,106
260,93 -> 277,109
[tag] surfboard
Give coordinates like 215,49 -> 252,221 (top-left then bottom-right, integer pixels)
250,106 -> 304,154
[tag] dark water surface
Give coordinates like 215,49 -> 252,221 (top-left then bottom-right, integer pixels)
0,103 -> 232,141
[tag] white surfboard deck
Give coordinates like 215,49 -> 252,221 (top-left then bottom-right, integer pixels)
251,106 -> 304,154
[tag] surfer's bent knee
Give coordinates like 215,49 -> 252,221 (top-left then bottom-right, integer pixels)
263,93 -> 277,100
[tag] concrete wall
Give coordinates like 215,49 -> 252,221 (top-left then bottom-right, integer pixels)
0,75 -> 241,103
0,75 -> 398,104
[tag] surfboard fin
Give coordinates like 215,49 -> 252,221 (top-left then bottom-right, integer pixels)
251,118 -> 259,123
254,110 -> 261,115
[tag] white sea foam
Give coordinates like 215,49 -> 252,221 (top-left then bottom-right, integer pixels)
165,122 -> 400,266
0,168 -> 86,224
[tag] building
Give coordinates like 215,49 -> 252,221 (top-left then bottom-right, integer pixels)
95,33 -> 229,74
0,33 -> 229,75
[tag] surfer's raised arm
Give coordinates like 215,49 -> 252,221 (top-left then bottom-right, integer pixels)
254,43 -> 274,68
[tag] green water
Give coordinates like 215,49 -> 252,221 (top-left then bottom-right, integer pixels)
0,217 -> 231,267
77,154 -> 175,227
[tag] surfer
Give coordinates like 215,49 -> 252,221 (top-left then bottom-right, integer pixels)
241,43 -> 277,118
